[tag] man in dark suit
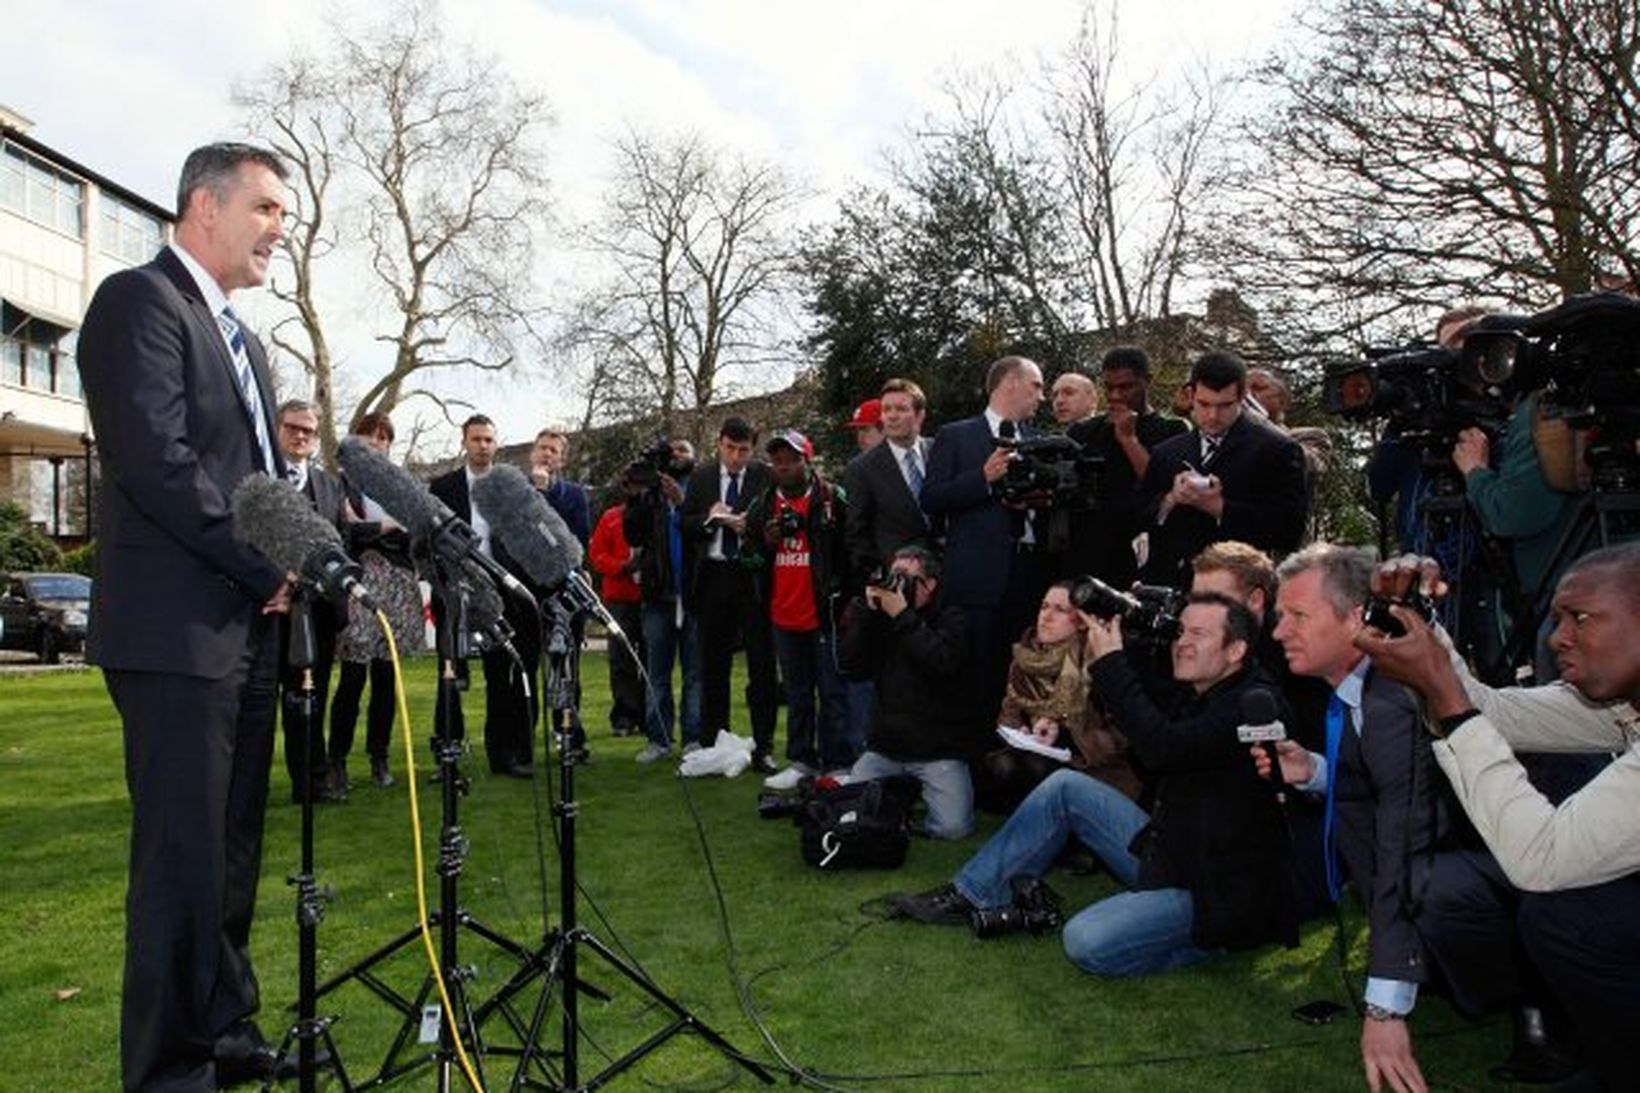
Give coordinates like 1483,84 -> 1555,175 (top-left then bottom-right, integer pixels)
428,414 -> 538,777
921,355 -> 1048,745
677,416 -> 780,771
1259,544 -> 1567,1092
1064,346 -> 1188,586
1138,352 -> 1309,588
78,143 -> 296,1092
843,378 -> 935,577
274,398 -> 349,803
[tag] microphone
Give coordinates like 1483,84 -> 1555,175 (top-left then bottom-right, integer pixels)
336,435 -> 533,603
469,463 -> 583,590
233,474 -> 378,611
1237,688 -> 1288,803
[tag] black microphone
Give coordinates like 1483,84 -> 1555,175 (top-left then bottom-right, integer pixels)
1237,688 -> 1288,803
336,436 -> 533,603
233,474 -> 379,611
469,463 -> 582,590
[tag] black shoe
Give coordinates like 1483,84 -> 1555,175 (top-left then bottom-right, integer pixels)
750,752 -> 779,776
370,756 -> 395,787
328,759 -> 350,796
893,883 -> 976,925
494,762 -> 534,779
1490,1004 -> 1580,1085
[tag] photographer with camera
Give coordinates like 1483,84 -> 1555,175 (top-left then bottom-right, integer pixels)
1139,352 -> 1310,589
622,438 -> 703,762
835,546 -> 974,838
589,467 -> 649,738
1355,547 -> 1640,1093
896,592 -> 1296,977
1253,544 -> 1570,1093
743,429 -> 856,787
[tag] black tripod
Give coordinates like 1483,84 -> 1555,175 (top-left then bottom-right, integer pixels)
481,589 -> 775,1092
268,587 -> 353,1091
313,561 -> 536,1090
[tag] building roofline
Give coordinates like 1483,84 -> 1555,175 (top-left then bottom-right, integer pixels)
2,124 -> 174,224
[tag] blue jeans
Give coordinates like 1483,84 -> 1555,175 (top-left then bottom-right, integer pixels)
641,600 -> 701,748
953,769 -> 1212,976
851,750 -> 974,839
772,624 -> 855,771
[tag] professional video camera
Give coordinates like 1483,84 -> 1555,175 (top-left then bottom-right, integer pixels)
1068,575 -> 1185,643
1459,292 -> 1640,490
994,435 -> 1105,508
1320,345 -> 1509,453
625,436 -> 693,490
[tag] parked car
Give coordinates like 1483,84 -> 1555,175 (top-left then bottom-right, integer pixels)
0,572 -> 90,664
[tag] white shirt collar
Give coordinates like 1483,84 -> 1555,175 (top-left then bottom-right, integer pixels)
169,242 -> 231,318
983,406 -> 1009,437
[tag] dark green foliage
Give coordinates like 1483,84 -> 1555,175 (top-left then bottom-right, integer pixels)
0,501 -> 64,572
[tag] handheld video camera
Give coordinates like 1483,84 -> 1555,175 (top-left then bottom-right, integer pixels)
625,436 -> 693,491
994,435 -> 1105,509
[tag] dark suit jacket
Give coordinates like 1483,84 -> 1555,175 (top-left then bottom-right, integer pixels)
77,247 -> 286,678
542,478 -> 591,548
842,437 -> 933,576
1138,411 -> 1309,586
676,458 -> 772,607
921,415 -> 1037,606
1335,666 -> 1466,985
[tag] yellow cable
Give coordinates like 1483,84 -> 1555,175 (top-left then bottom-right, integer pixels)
381,610 -> 486,1091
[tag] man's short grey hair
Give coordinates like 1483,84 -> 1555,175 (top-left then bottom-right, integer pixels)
177,142 -> 288,219
1276,543 -> 1375,618
276,398 -> 315,420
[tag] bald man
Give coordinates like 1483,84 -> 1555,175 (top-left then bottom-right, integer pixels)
1051,372 -> 1099,426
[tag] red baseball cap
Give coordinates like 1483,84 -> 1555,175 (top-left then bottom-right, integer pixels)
765,429 -> 814,460
845,398 -> 883,429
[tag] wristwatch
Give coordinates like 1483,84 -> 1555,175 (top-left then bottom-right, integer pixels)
1430,708 -> 1479,740
1364,1002 -> 1406,1023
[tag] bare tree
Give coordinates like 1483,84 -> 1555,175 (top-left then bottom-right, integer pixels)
569,129 -> 803,432
1220,0 -> 1640,346
237,1 -> 551,458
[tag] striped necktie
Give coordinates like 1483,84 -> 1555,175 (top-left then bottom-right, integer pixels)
218,307 -> 275,473
903,447 -> 924,497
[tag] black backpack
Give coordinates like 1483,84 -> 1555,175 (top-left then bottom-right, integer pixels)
797,776 -> 920,870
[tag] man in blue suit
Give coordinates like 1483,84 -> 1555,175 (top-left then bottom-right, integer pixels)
921,355 -> 1048,750
79,143 -> 296,1091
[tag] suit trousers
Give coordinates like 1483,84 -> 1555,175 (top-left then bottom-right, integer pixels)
433,592 -> 542,770
106,616 -> 279,1092
692,559 -> 779,754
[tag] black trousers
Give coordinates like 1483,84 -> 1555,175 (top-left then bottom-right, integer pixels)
606,600 -> 646,731
106,616 -> 279,1092
1518,875 -> 1640,1089
692,559 -> 778,755
957,549 -> 1049,748
433,591 -> 542,770
1415,848 -> 1527,1017
329,658 -> 396,763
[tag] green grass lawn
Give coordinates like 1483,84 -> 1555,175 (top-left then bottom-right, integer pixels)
1,655 -> 1515,1091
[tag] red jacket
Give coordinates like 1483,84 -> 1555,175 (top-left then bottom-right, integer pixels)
589,504 -> 641,604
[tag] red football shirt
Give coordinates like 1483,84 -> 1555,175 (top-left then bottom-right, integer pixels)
769,492 -> 818,632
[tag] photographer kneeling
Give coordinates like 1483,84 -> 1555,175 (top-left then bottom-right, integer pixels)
896,593 -> 1296,976
838,546 -> 974,839
1357,547 -> 1640,1093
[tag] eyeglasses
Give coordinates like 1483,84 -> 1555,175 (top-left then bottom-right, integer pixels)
280,422 -> 317,437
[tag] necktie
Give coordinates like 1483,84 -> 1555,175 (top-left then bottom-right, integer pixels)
286,465 -> 303,489
1201,434 -> 1221,467
1322,693 -> 1347,902
218,308 -> 275,473
722,472 -> 741,559
903,448 -> 924,497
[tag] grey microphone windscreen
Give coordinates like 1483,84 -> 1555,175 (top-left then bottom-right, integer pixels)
471,463 -> 582,590
336,435 -> 449,538
234,472 -> 345,572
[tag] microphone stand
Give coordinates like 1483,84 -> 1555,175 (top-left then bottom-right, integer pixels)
312,553 -> 536,1091
482,587 -> 775,1092
268,585 -> 352,1091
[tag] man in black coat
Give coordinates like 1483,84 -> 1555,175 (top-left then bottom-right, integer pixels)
1138,352 -> 1309,588
78,143 -> 295,1092
843,378 -> 936,577
898,594 -> 1296,976
921,356 -> 1049,741
428,414 -> 539,776
676,416 -> 780,771
273,398 -> 349,803
838,546 -> 973,838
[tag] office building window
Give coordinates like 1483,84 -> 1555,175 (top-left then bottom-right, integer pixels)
1,142 -> 85,238
100,194 -> 164,263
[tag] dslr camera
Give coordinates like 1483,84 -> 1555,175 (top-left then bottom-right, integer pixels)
1069,575 -> 1185,643
970,876 -> 1065,940
866,564 -> 913,599
775,503 -> 804,539
994,435 -> 1105,509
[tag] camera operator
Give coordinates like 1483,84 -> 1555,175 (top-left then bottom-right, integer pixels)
1254,544 -> 1571,1093
1357,547 -> 1640,1093
896,593 -> 1296,978
589,467 -> 648,738
1064,347 -> 1188,587
622,438 -> 703,762
837,545 -> 974,838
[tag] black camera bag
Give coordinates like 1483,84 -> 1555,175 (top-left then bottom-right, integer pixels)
797,776 -> 920,870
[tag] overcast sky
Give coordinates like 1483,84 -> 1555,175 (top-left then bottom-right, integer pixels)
5,0 -> 1293,453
